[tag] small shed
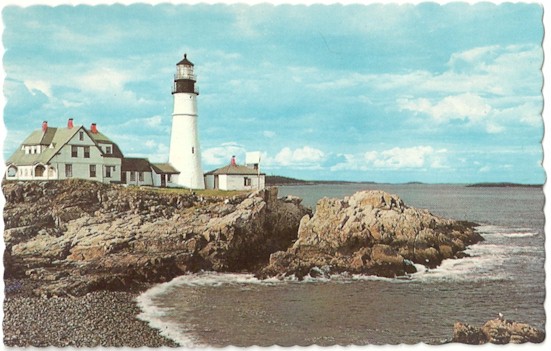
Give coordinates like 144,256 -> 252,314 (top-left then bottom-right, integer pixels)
204,156 -> 265,191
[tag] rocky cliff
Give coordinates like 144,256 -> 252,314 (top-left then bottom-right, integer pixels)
257,190 -> 482,279
3,180 -> 310,297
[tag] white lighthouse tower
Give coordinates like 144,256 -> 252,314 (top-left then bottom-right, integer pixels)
169,54 -> 205,189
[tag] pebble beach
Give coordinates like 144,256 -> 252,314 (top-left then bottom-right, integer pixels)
3,289 -> 178,347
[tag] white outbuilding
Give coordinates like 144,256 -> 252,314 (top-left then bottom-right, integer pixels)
204,155 -> 265,191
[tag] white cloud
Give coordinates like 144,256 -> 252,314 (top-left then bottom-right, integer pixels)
485,123 -> 505,134
398,93 -> 491,123
80,67 -> 130,93
271,146 -> 325,169
202,142 -> 247,166
479,166 -> 491,173
331,146 -> 448,171
263,130 -> 276,138
144,115 -> 163,128
23,80 -> 52,97
447,45 -> 501,67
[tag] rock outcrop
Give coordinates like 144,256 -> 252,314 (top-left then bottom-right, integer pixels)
3,180 -> 310,297
257,190 -> 482,279
452,318 -> 545,344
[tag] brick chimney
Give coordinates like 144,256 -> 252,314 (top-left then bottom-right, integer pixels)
231,155 -> 236,166
67,118 -> 74,129
91,123 -> 98,134
42,121 -> 48,133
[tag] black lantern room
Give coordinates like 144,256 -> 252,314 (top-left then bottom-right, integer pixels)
172,54 -> 198,95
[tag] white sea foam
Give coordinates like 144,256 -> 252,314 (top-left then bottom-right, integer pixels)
500,232 -> 539,238
136,285 -> 205,347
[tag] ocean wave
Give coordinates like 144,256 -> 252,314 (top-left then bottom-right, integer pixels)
136,286 -> 205,347
477,225 -> 540,237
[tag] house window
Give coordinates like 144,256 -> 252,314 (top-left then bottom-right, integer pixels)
244,177 -> 252,186
192,146 -> 195,154
167,174 -> 171,182
90,165 -> 96,178
34,165 -> 45,177
139,172 -> 144,182
7,166 -> 17,177
105,146 -> 112,154
105,166 -> 112,178
79,131 -> 84,141
130,172 -> 136,181
65,164 -> 73,178
71,145 -> 78,158
84,146 -> 90,158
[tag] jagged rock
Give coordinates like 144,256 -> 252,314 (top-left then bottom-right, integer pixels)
3,180 -> 310,297
452,318 -> 545,344
452,322 -> 487,344
257,190 -> 482,279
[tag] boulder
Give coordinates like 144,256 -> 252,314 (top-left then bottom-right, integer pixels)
258,190 -> 482,279
452,318 -> 545,344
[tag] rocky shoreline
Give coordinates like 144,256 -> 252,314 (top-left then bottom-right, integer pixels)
3,180 -> 310,298
5,179 -> 528,346
3,289 -> 177,347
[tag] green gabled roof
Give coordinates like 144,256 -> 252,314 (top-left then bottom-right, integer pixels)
151,162 -> 180,174
6,124 -> 122,167
205,163 -> 261,176
21,127 -> 58,145
121,157 -> 151,172
90,131 -> 112,143
7,126 -> 82,166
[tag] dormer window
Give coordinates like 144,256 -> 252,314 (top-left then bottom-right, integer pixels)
105,145 -> 112,154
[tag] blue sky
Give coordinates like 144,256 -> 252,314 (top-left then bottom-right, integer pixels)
1,2 -> 544,183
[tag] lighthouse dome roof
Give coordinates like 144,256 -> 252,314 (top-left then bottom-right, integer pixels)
177,54 -> 194,66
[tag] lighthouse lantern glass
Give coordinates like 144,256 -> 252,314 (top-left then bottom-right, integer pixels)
177,64 -> 194,80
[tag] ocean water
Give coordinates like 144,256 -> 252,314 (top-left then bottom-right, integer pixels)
137,184 -> 545,346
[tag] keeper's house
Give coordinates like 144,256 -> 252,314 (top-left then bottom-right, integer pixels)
5,119 -> 123,183
5,119 -> 180,187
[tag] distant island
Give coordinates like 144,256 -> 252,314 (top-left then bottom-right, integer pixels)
265,175 -> 375,186
466,182 -> 543,188
266,176 -> 543,188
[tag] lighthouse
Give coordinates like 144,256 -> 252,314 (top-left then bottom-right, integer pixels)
169,54 -> 205,189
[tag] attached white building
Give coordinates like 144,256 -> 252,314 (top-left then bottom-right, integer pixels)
121,158 -> 154,186
204,156 -> 265,191
151,163 -> 180,188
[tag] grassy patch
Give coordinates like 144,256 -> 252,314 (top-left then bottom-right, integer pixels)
121,185 -> 250,198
